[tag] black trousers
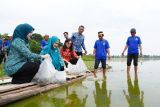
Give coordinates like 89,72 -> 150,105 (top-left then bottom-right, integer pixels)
64,58 -> 78,67
94,58 -> 106,69
11,61 -> 40,84
0,51 -> 5,64
76,52 -> 83,56
127,53 -> 139,66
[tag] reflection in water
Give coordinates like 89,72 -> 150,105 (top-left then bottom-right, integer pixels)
51,89 -> 88,107
64,91 -> 88,107
123,73 -> 144,107
93,76 -> 111,107
6,82 -> 88,107
51,82 -> 88,107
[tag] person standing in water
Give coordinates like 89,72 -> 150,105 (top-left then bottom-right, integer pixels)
93,31 -> 110,79
122,28 -> 142,73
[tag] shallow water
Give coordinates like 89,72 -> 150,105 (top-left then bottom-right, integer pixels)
6,59 -> 160,107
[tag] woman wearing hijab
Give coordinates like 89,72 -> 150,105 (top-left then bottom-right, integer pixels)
4,23 -> 49,84
41,36 -> 65,71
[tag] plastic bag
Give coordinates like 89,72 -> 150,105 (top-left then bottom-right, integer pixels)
32,57 -> 55,85
51,71 -> 66,84
67,57 -> 88,75
32,57 -> 66,85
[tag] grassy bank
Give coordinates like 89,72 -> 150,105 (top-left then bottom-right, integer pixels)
0,65 -> 5,77
82,54 -> 95,61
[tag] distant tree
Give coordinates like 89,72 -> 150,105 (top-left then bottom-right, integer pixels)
32,33 -> 43,43
58,41 -> 63,47
0,33 -> 2,38
29,40 -> 41,54
1,33 -> 10,40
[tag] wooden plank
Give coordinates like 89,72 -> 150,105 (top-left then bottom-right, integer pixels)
0,85 -> 40,96
0,75 -> 86,106
66,73 -> 86,81
66,75 -> 77,80
0,73 -> 88,93
0,83 -> 35,93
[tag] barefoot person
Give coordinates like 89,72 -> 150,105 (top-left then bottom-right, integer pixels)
122,28 -> 142,73
93,31 -> 110,79
4,24 -> 49,84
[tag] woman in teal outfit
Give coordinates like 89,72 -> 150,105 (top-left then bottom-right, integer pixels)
41,36 -> 65,71
4,23 -> 49,84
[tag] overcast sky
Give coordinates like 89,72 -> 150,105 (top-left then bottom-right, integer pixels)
0,0 -> 160,55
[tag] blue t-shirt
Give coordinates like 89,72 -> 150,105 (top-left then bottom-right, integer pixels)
0,39 -> 3,49
40,40 -> 48,48
126,36 -> 142,54
94,39 -> 110,59
4,40 -> 11,47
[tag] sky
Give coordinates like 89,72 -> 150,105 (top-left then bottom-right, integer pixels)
0,0 -> 160,55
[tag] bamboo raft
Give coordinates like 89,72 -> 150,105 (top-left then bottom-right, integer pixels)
0,72 -> 92,106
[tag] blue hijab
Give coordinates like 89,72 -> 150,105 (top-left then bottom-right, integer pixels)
41,36 -> 64,71
12,23 -> 34,44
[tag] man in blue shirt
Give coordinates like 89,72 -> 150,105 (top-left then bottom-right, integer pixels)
71,25 -> 87,56
122,28 -> 142,73
40,34 -> 49,49
93,31 -> 110,78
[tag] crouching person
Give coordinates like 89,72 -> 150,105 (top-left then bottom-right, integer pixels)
60,39 -> 79,67
4,24 -> 49,84
41,36 -> 65,71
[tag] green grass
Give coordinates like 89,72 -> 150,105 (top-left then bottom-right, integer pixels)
84,61 -> 95,70
82,55 -> 95,61
0,64 -> 6,77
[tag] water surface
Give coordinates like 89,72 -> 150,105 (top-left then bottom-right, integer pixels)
6,59 -> 160,107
